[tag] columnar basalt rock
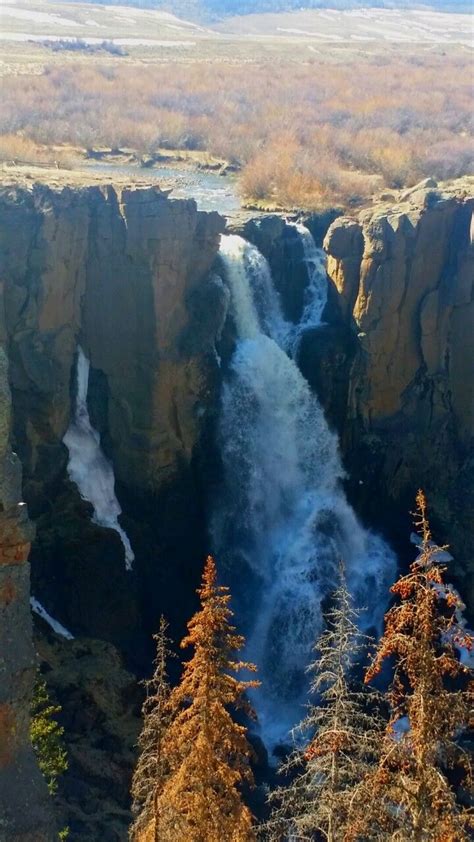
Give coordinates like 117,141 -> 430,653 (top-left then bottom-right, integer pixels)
324,178 -> 474,606
0,346 -> 53,841
83,185 -> 225,495
0,183 -> 89,507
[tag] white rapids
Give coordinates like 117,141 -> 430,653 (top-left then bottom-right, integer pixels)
214,230 -> 396,749
290,221 -> 328,331
63,347 -> 135,571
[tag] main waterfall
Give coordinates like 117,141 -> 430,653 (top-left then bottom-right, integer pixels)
214,231 -> 396,749
63,347 -> 135,571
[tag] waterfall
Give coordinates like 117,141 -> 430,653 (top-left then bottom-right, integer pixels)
290,221 -> 328,330
63,347 -> 135,571
214,232 -> 396,749
30,596 -> 74,640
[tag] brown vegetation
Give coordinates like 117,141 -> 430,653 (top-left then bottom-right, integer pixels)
0,53 -> 472,208
132,556 -> 258,842
0,134 -> 75,169
350,491 -> 474,840
129,500 -> 473,840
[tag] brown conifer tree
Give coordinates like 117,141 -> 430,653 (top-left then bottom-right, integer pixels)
350,491 -> 474,841
157,555 -> 259,842
130,616 -> 175,842
265,564 -> 383,842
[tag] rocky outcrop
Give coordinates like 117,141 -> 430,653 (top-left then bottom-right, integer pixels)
225,213 -> 308,321
324,178 -> 474,606
0,345 -> 53,840
35,628 -> 141,842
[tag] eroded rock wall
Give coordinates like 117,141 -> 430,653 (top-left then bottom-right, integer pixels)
0,178 -> 226,646
325,179 -> 474,605
0,176 -> 226,839
0,344 -> 53,840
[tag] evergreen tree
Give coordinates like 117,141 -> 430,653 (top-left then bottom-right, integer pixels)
350,491 -> 474,841
157,555 -> 259,842
265,564 -> 383,842
30,675 -> 68,796
130,616 -> 175,842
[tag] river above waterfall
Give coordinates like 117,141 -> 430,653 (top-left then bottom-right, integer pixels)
85,161 -> 241,213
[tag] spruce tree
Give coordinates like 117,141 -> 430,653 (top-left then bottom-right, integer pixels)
265,564 -> 383,842
30,675 -> 68,797
157,555 -> 259,842
350,491 -> 474,841
130,616 -> 175,842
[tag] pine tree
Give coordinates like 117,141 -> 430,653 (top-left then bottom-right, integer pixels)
265,564 -> 383,842
157,555 -> 259,842
130,616 -> 175,842
350,491 -> 474,841
30,675 -> 68,796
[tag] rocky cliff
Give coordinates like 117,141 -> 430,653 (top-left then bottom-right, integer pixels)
324,178 -> 474,606
0,177 -> 225,642
0,175 -> 226,839
0,172 -> 472,838
0,345 -> 53,839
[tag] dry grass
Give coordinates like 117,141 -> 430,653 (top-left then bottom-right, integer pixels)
0,53 -> 472,208
0,133 -> 77,169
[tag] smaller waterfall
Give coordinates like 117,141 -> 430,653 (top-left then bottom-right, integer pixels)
31,596 -> 74,640
63,347 -> 135,571
291,222 -> 328,330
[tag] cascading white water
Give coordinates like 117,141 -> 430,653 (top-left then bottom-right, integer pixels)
214,232 -> 396,749
289,221 -> 328,331
63,347 -> 135,571
30,596 -> 74,640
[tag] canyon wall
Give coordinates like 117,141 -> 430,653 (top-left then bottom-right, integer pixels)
324,179 -> 474,606
0,343 -> 53,838
0,173 -> 472,837
0,177 -> 226,838
0,179 -> 225,640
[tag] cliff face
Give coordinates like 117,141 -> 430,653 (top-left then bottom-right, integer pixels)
0,345 -> 53,840
0,179 -> 225,650
1,172 -> 472,837
325,179 -> 474,606
1,181 -> 225,503
0,178 -> 226,838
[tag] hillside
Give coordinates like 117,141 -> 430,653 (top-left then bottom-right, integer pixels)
60,0 -> 471,18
